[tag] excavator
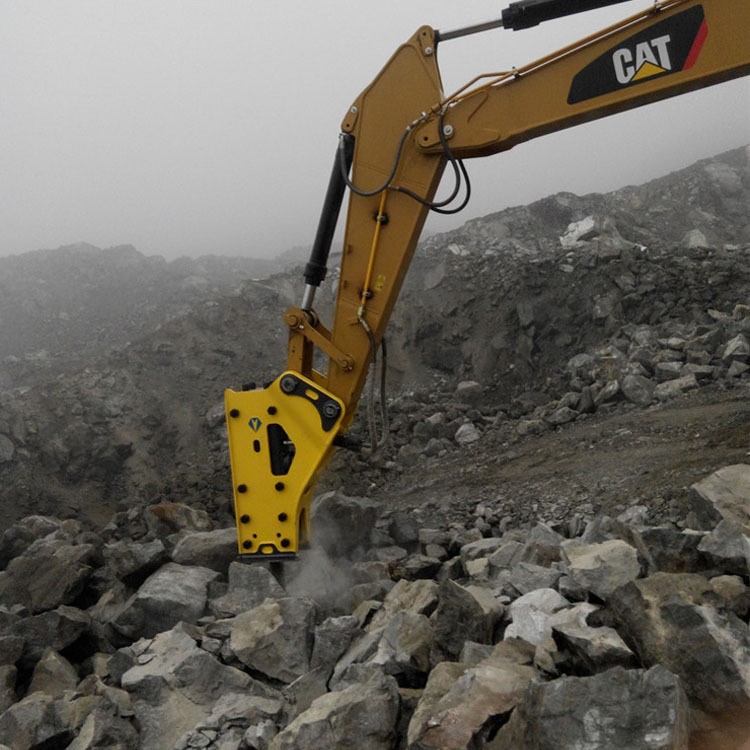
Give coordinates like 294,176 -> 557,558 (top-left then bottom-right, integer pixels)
224,0 -> 750,560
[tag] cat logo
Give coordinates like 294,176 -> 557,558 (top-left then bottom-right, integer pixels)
248,417 -> 262,432
613,35 -> 672,84
568,5 -> 707,104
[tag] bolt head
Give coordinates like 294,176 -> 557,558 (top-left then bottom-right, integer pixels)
280,376 -> 296,394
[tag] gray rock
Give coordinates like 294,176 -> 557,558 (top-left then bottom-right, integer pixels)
0,541 -> 97,613
0,665 -> 16,713
552,623 -> 637,673
229,597 -> 316,683
210,561 -> 286,619
611,572 -> 750,714
26,648 -> 78,698
723,333 -> 750,363
171,527 -> 237,573
269,671 -> 400,750
455,422 -> 480,445
489,666 -> 688,749
311,492 -> 378,559
111,562 -> 220,640
65,706 -> 140,750
561,539 -> 641,599
519,523 -> 564,567
621,373 -> 656,406
367,579 -> 439,631
121,626 -> 252,750
370,610 -> 434,685
0,435 -> 13,464
690,464 -> 750,532
654,374 -> 699,401
12,605 -> 90,665
143,501 -> 212,539
433,580 -> 504,657
0,692 -> 74,750
697,519 -> 748,576
103,538 -> 166,583
408,653 -> 535,750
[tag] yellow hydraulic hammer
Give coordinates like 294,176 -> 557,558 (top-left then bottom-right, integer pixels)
224,372 -> 345,559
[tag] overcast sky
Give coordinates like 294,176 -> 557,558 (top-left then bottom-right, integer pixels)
1,1 -> 748,260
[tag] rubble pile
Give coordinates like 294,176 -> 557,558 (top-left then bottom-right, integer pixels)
1,465 -> 750,749
0,147 -> 747,747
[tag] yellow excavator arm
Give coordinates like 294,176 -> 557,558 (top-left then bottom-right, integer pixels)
225,0 -> 749,560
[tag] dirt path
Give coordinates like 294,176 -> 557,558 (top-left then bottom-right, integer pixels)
369,384 -> 750,528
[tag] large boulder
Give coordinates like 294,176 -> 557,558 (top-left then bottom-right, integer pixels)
611,572 -> 750,714
229,597 -> 316,683
110,563 -> 220,640
269,671 -> 400,750
489,666 -> 689,749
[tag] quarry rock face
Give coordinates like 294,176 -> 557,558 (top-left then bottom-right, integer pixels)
0,149 -> 749,748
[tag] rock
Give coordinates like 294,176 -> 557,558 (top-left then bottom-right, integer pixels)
65,705 -> 140,750
0,540 -> 97,613
621,373 -> 656,406
0,665 -> 16,713
689,464 -> 750,532
26,648 -> 78,698
489,666 -> 689,749
552,623 -> 637,673
723,333 -> 750,363
121,626 -> 253,750
229,597 -> 316,683
210,562 -> 286,618
111,563 -> 220,640
562,539 -> 641,599
654,374 -> 699,400
103,538 -> 166,584
432,580 -> 504,657
697,519 -> 748,576
455,380 -> 483,405
0,435 -> 13,464
454,422 -> 480,445
611,572 -> 750,714
545,405 -> 579,425
0,692 -> 74,750
519,523 -> 564,567
143,502 -> 212,538
408,653 -> 535,750
12,605 -> 90,665
269,671 -> 400,750
171,527 -> 237,573
369,611 -> 434,686
367,579 -> 439,631
311,492 -> 378,559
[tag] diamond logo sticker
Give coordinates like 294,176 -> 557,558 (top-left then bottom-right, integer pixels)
248,417 -> 262,432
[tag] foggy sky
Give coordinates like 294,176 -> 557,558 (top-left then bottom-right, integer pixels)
1,1 -> 748,260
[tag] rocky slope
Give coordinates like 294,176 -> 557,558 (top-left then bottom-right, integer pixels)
0,146 -> 748,749
0,244 -> 285,390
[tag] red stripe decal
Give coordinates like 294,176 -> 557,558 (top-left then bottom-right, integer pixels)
683,19 -> 708,70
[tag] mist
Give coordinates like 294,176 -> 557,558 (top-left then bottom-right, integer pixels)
1,0 -> 747,260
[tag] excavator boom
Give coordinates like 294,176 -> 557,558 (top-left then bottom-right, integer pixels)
225,0 -> 749,560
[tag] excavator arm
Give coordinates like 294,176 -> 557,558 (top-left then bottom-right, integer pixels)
225,0 -> 749,560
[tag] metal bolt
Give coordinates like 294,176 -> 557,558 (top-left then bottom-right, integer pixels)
275,482 -> 285,492
442,124 -> 454,138
280,375 -> 296,394
267,406 -> 277,415
350,105 -> 358,114
424,46 -> 434,56
229,408 -> 240,418
242,540 -> 252,550
240,514 -> 250,524
322,401 -> 340,419
280,538 -> 290,549
278,513 -> 288,522
237,484 -> 248,494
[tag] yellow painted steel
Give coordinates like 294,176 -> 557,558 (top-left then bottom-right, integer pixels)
227,0 -> 748,561
224,372 -> 344,559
